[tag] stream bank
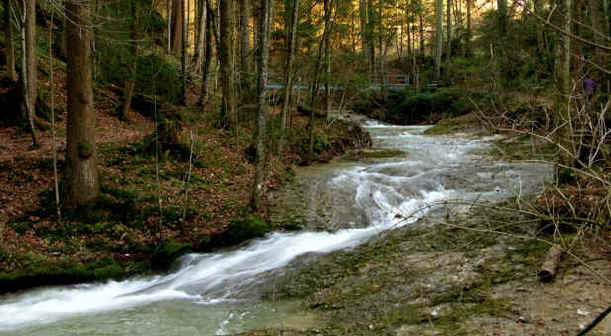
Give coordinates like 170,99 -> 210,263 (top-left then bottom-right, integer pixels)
1,119 -> 607,336
0,107 -> 371,293
241,120 -> 610,336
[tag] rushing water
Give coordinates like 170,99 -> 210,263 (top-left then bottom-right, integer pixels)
0,121 -> 551,335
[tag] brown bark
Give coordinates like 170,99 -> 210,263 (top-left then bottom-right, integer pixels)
219,0 -> 237,129
64,0 -> 99,210
171,0 -> 183,54
307,0 -> 331,165
238,0 -> 251,78
200,0 -> 213,106
419,11 -> 424,56
588,0 -> 607,68
21,0 -> 38,146
3,0 -> 17,81
434,0 -> 442,81
446,0 -> 451,59
181,0 -> 187,104
279,0 -> 298,151
538,245 -> 563,282
359,0 -> 368,70
250,0 -> 270,212
121,0 -> 138,121
193,0 -> 206,71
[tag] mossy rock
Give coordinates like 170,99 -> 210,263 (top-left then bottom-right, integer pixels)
0,257 -> 126,293
219,216 -> 271,246
152,239 -> 193,270
343,148 -> 406,161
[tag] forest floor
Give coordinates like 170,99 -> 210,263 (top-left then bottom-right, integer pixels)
0,63 -> 371,291
234,113 -> 610,336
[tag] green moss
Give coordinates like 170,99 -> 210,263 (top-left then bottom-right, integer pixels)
424,116 -> 479,135
343,148 -> 406,161
0,256 -> 126,292
219,216 -> 271,246
152,239 -> 193,270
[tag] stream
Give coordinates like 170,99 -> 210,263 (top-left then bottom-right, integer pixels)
0,121 -> 551,335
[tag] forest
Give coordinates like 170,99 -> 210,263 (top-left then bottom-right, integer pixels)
0,0 -> 609,335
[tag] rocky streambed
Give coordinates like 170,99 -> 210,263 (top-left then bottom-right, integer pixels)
1,120 -> 608,336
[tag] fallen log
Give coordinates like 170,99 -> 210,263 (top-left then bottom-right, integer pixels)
538,245 -> 563,282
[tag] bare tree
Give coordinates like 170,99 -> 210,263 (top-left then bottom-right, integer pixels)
250,0 -> 271,211
121,0 -> 138,120
170,0 -> 183,54
279,0 -> 299,151
466,0 -> 472,56
307,0 -> 332,164
219,0 -> 237,129
200,0 -> 213,106
20,0 -> 38,147
3,0 -> 17,81
434,0 -> 443,81
64,0 -> 100,210
238,0 -> 251,80
193,0 -> 206,71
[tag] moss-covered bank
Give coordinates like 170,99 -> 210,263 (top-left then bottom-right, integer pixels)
0,114 -> 371,293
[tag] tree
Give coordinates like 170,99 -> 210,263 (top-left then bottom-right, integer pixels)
219,0 -> 237,129
193,0 -> 206,71
279,0 -> 299,151
250,0 -> 271,211
434,0 -> 442,81
307,0 -> 332,164
170,0 -> 183,54
446,0 -> 451,60
200,0 -> 213,106
64,0 -> 100,210
556,0 -> 572,124
181,0 -> 187,104
3,0 -> 17,81
238,0 -> 251,80
21,0 -> 38,147
121,0 -> 138,121
497,0 -> 507,36
465,0 -> 471,56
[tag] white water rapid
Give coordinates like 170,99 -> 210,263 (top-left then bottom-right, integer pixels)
0,122 -> 551,335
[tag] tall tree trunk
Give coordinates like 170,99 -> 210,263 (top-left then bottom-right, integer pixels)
181,0 -> 187,104
418,11 -> 424,56
171,0 -> 183,54
219,0 -> 237,129
200,0 -> 212,106
64,0 -> 99,210
324,20 -> 331,118
307,0 -> 331,164
279,0 -> 299,151
250,0 -> 270,212
122,0 -> 138,121
434,0 -> 443,81
446,0 -> 451,59
588,0 -> 607,69
366,0 -> 375,78
193,0 -> 206,71
167,0 -> 172,53
22,0 -> 38,146
553,0 -> 572,158
359,0 -> 369,75
3,0 -> 17,81
558,0 -> 571,108
239,0 -> 251,80
497,0 -> 507,35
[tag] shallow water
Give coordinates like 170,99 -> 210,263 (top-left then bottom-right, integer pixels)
0,121 -> 551,335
